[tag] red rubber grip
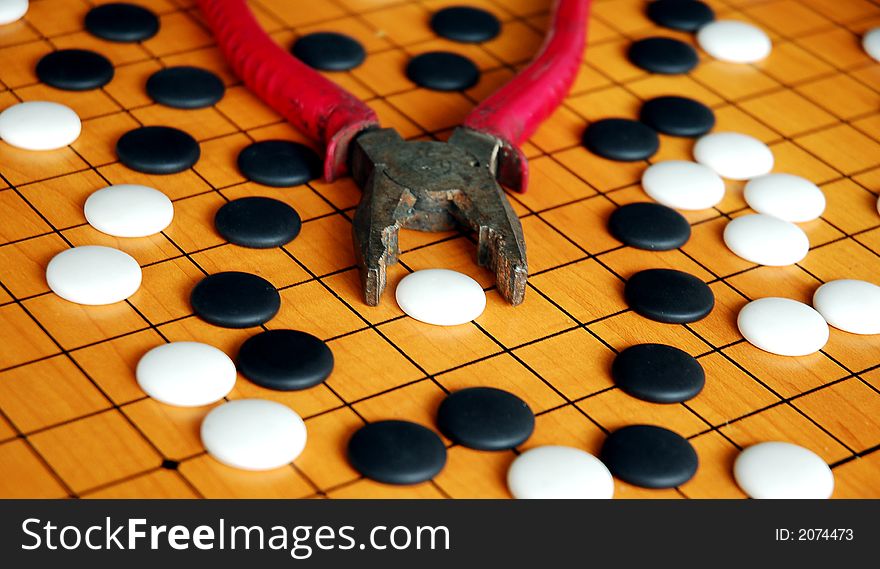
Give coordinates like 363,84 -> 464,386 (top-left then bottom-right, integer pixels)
195,0 -> 379,181
463,0 -> 590,191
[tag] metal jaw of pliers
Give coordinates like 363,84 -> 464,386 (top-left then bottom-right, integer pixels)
197,0 -> 590,306
350,127 -> 528,306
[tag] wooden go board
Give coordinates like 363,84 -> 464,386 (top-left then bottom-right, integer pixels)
0,0 -> 879,499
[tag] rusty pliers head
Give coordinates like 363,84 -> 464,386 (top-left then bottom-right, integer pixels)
349,127 -> 528,307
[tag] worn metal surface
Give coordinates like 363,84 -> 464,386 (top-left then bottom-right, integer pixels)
351,127 -> 528,307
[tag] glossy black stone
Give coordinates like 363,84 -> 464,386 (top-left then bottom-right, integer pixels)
146,66 -> 225,109
85,3 -> 159,42
116,126 -> 200,174
215,197 -> 302,249
612,343 -> 705,403
647,0 -> 715,32
628,37 -> 698,74
430,6 -> 501,43
582,118 -> 659,162
640,95 -> 715,137
437,387 -> 534,451
292,32 -> 366,71
36,49 -> 114,91
237,329 -> 334,391
624,268 -> 715,324
237,140 -> 322,187
601,424 -> 698,489
190,271 -> 281,329
608,202 -> 691,251
347,420 -> 447,485
406,51 -> 480,91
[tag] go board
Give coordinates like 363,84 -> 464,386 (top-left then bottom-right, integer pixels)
0,0 -> 879,499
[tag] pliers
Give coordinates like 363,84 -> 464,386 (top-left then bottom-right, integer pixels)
196,0 -> 590,306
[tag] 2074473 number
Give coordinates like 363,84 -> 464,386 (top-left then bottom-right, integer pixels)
775,528 -> 854,541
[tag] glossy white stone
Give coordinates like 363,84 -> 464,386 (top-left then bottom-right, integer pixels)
0,0 -> 27,24
46,246 -> 142,305
864,27 -> 880,62
641,160 -> 725,210
723,214 -> 809,266
137,342 -> 236,407
507,446 -> 614,499
693,132 -> 773,180
85,184 -> 174,238
201,399 -> 307,471
395,269 -> 486,326
737,297 -> 829,356
812,279 -> 880,335
743,173 -> 825,222
0,101 -> 81,150
697,20 -> 772,63
734,442 -> 834,499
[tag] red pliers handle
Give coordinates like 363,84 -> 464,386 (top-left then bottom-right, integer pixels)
196,0 -> 590,192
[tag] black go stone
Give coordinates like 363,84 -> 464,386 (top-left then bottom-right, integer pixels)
624,268 -> 714,324
436,387 -> 535,451
582,118 -> 659,162
640,95 -> 715,138
647,0 -> 715,33
214,197 -> 302,249
85,3 -> 160,43
348,420 -> 447,485
237,329 -> 334,391
190,271 -> 281,329
608,202 -> 691,251
628,37 -> 699,74
36,49 -> 114,91
116,126 -> 200,174
237,140 -> 322,187
406,51 -> 480,91
292,32 -> 366,71
430,6 -> 501,43
146,66 -> 225,109
612,343 -> 705,403
601,424 -> 699,489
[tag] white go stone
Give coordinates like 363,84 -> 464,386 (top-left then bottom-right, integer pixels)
0,101 -> 81,150
697,20 -> 772,63
136,342 -> 237,407
812,279 -> 880,335
46,246 -> 142,305
723,213 -> 809,266
507,446 -> 614,499
85,184 -> 174,238
734,442 -> 834,499
693,132 -> 774,180
743,173 -> 825,223
201,399 -> 307,471
641,160 -> 725,210
0,0 -> 27,24
737,297 -> 829,356
395,268 -> 486,326
864,27 -> 880,62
